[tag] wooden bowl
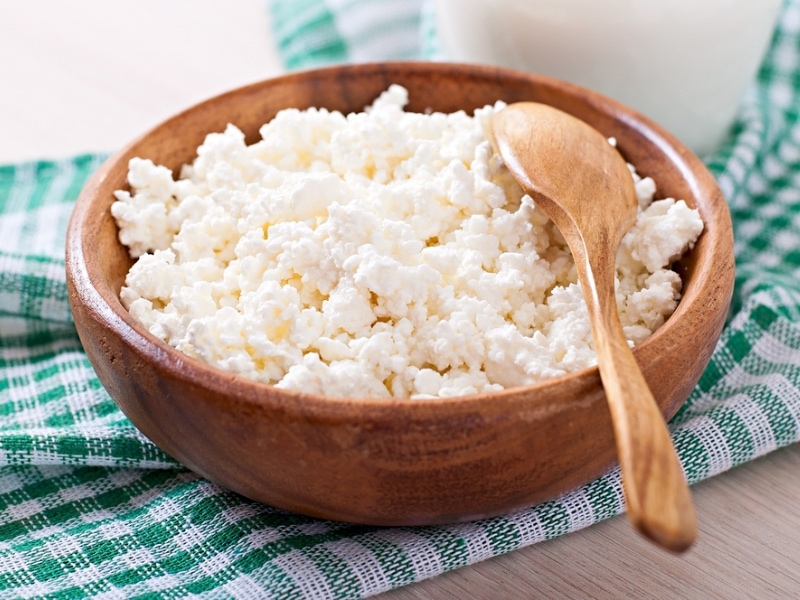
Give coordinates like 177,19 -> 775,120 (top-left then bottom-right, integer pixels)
66,62 -> 734,525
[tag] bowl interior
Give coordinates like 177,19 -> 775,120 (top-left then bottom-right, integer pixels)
95,61 -> 720,363
102,62 -> 722,388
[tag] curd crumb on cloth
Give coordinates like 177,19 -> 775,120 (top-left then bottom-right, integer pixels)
111,84 -> 704,399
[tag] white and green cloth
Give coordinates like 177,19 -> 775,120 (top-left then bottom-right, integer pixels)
2,1 -> 800,597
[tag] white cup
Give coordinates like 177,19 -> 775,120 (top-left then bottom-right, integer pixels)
433,0 -> 782,155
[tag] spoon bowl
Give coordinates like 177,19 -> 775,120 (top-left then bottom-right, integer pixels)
491,102 -> 697,551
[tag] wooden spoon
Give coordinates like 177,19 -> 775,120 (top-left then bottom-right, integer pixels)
490,102 -> 697,552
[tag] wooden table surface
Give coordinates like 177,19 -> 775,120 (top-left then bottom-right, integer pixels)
3,2 -> 799,598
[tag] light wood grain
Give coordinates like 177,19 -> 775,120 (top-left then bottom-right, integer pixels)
4,2 -> 800,598
380,443 -> 800,599
0,0 -> 282,163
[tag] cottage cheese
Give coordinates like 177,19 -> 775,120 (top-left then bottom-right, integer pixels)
111,85 -> 703,398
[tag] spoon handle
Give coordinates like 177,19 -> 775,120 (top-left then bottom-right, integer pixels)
581,248 -> 697,552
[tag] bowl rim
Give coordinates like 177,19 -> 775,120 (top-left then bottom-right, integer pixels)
66,60 -> 734,421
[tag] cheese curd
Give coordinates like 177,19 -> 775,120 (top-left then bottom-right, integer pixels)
111,85 -> 704,398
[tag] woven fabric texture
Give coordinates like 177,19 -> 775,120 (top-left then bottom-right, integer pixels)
1,1 -> 800,597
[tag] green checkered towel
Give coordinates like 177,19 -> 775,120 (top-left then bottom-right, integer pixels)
2,1 -> 800,597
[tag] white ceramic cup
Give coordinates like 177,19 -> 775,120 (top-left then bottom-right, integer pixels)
433,0 -> 783,155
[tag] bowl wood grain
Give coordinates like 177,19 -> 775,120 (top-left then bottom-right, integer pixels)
66,62 -> 734,525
